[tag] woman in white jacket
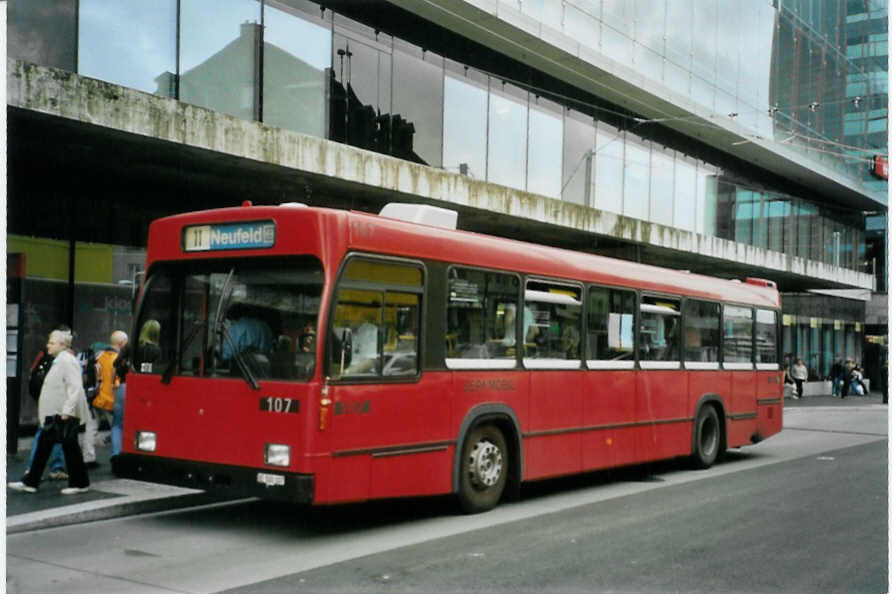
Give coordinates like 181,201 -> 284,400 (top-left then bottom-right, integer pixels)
9,329 -> 91,494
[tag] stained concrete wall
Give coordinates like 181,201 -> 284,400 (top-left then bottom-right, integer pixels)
7,59 -> 874,291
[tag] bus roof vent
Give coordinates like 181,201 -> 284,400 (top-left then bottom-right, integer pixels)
379,203 -> 457,230
279,202 -> 308,208
745,277 -> 777,289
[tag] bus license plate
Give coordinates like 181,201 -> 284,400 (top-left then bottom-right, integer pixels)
257,472 -> 285,487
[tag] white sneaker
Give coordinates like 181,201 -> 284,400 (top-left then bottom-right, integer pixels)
8,481 -> 37,493
61,486 -> 90,495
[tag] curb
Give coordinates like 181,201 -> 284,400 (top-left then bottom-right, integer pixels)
7,490 -> 235,534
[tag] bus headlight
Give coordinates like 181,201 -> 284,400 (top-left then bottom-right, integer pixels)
135,431 -> 157,452
264,444 -> 290,467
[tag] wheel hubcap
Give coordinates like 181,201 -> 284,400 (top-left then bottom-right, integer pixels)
468,439 -> 503,488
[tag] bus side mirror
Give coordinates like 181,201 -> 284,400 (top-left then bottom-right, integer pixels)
331,327 -> 353,375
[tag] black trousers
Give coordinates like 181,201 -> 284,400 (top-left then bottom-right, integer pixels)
794,379 -> 804,397
24,419 -> 89,489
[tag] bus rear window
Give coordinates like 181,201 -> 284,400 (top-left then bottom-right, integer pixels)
133,257 -> 323,382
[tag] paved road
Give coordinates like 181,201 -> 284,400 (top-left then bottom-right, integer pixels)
6,403 -> 887,594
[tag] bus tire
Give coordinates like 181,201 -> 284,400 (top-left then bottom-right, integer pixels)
691,405 -> 721,469
458,425 -> 508,513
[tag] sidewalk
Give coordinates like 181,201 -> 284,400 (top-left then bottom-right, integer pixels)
6,432 -> 229,534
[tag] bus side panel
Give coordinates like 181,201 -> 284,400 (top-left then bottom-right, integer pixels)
636,370 -> 690,462
756,370 -> 783,439
582,370 -> 636,470
325,373 -> 453,503
727,370 -> 758,448
525,371 -> 583,479
450,369 -> 529,475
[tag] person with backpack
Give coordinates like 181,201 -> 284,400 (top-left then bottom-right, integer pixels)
26,344 -> 68,480
90,331 -> 128,462
110,341 -> 131,462
78,343 -> 102,467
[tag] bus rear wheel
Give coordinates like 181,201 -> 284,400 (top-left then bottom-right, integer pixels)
692,405 -> 721,469
458,425 -> 508,513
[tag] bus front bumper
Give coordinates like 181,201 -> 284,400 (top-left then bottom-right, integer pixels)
112,454 -> 314,504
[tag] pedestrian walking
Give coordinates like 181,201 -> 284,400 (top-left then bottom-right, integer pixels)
111,342 -> 131,461
9,328 -> 91,494
830,354 -> 843,397
26,343 -> 68,480
91,330 -> 128,461
791,357 -> 808,399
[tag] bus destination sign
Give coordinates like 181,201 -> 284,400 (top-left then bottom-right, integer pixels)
183,221 -> 276,252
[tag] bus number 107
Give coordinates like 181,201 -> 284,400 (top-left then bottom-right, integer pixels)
260,397 -> 299,414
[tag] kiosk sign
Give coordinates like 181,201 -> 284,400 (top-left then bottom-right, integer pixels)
183,221 -> 276,252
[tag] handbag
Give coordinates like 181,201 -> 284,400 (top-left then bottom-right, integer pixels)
46,415 -> 82,443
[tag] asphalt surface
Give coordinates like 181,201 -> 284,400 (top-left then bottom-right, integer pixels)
5,391 -> 885,534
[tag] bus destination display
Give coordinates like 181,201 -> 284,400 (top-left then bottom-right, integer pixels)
183,221 -> 276,252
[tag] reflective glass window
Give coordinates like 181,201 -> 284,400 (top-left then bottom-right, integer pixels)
691,2 -> 717,83
10,0 -> 78,71
180,0 -> 262,120
650,149 -> 675,225
632,0 -> 666,82
639,296 -> 681,363
683,300 -> 720,363
734,190 -> 758,245
664,0 -> 693,96
563,110 -> 595,205
332,20 -> 392,152
601,1 -> 633,64
443,73 -> 488,180
563,4 -> 599,50
723,305 -> 753,364
527,98 -> 563,198
393,41 -> 445,167
263,1 -> 330,137
487,82 -> 528,190
673,156 -> 697,232
594,124 -> 624,214
78,0 -> 177,96
586,286 -> 635,366
696,165 -> 718,235
623,137 -> 650,220
445,267 -> 519,368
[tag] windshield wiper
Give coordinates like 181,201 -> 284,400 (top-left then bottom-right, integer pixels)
208,268 -> 236,376
161,319 -> 206,384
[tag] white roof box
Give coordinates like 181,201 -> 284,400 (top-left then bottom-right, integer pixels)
379,203 -> 457,230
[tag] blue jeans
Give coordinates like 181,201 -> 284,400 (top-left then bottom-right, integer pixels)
28,425 -> 65,474
111,383 -> 126,457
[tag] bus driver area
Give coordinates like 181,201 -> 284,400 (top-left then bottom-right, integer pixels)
114,202 -> 782,513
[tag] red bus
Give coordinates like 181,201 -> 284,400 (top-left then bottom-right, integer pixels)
115,202 -> 782,513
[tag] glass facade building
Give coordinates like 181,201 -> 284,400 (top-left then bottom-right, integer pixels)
6,0 -> 888,386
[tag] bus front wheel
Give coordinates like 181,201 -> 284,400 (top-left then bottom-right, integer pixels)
692,405 -> 721,469
458,425 -> 508,513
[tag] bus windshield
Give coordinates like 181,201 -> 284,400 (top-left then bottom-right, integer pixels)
133,256 -> 324,383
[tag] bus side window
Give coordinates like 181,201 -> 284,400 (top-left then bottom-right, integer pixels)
446,267 -> 518,364
723,305 -> 754,365
682,300 -> 721,363
755,309 -> 779,365
639,297 -> 681,362
586,286 -> 635,365
330,258 -> 423,379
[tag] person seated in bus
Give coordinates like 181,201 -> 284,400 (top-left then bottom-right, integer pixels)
501,304 -> 537,347
561,323 -> 580,359
221,303 -> 274,362
346,316 -> 379,374
137,319 -> 161,364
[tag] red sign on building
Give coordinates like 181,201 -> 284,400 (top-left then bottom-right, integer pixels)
871,155 -> 888,180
